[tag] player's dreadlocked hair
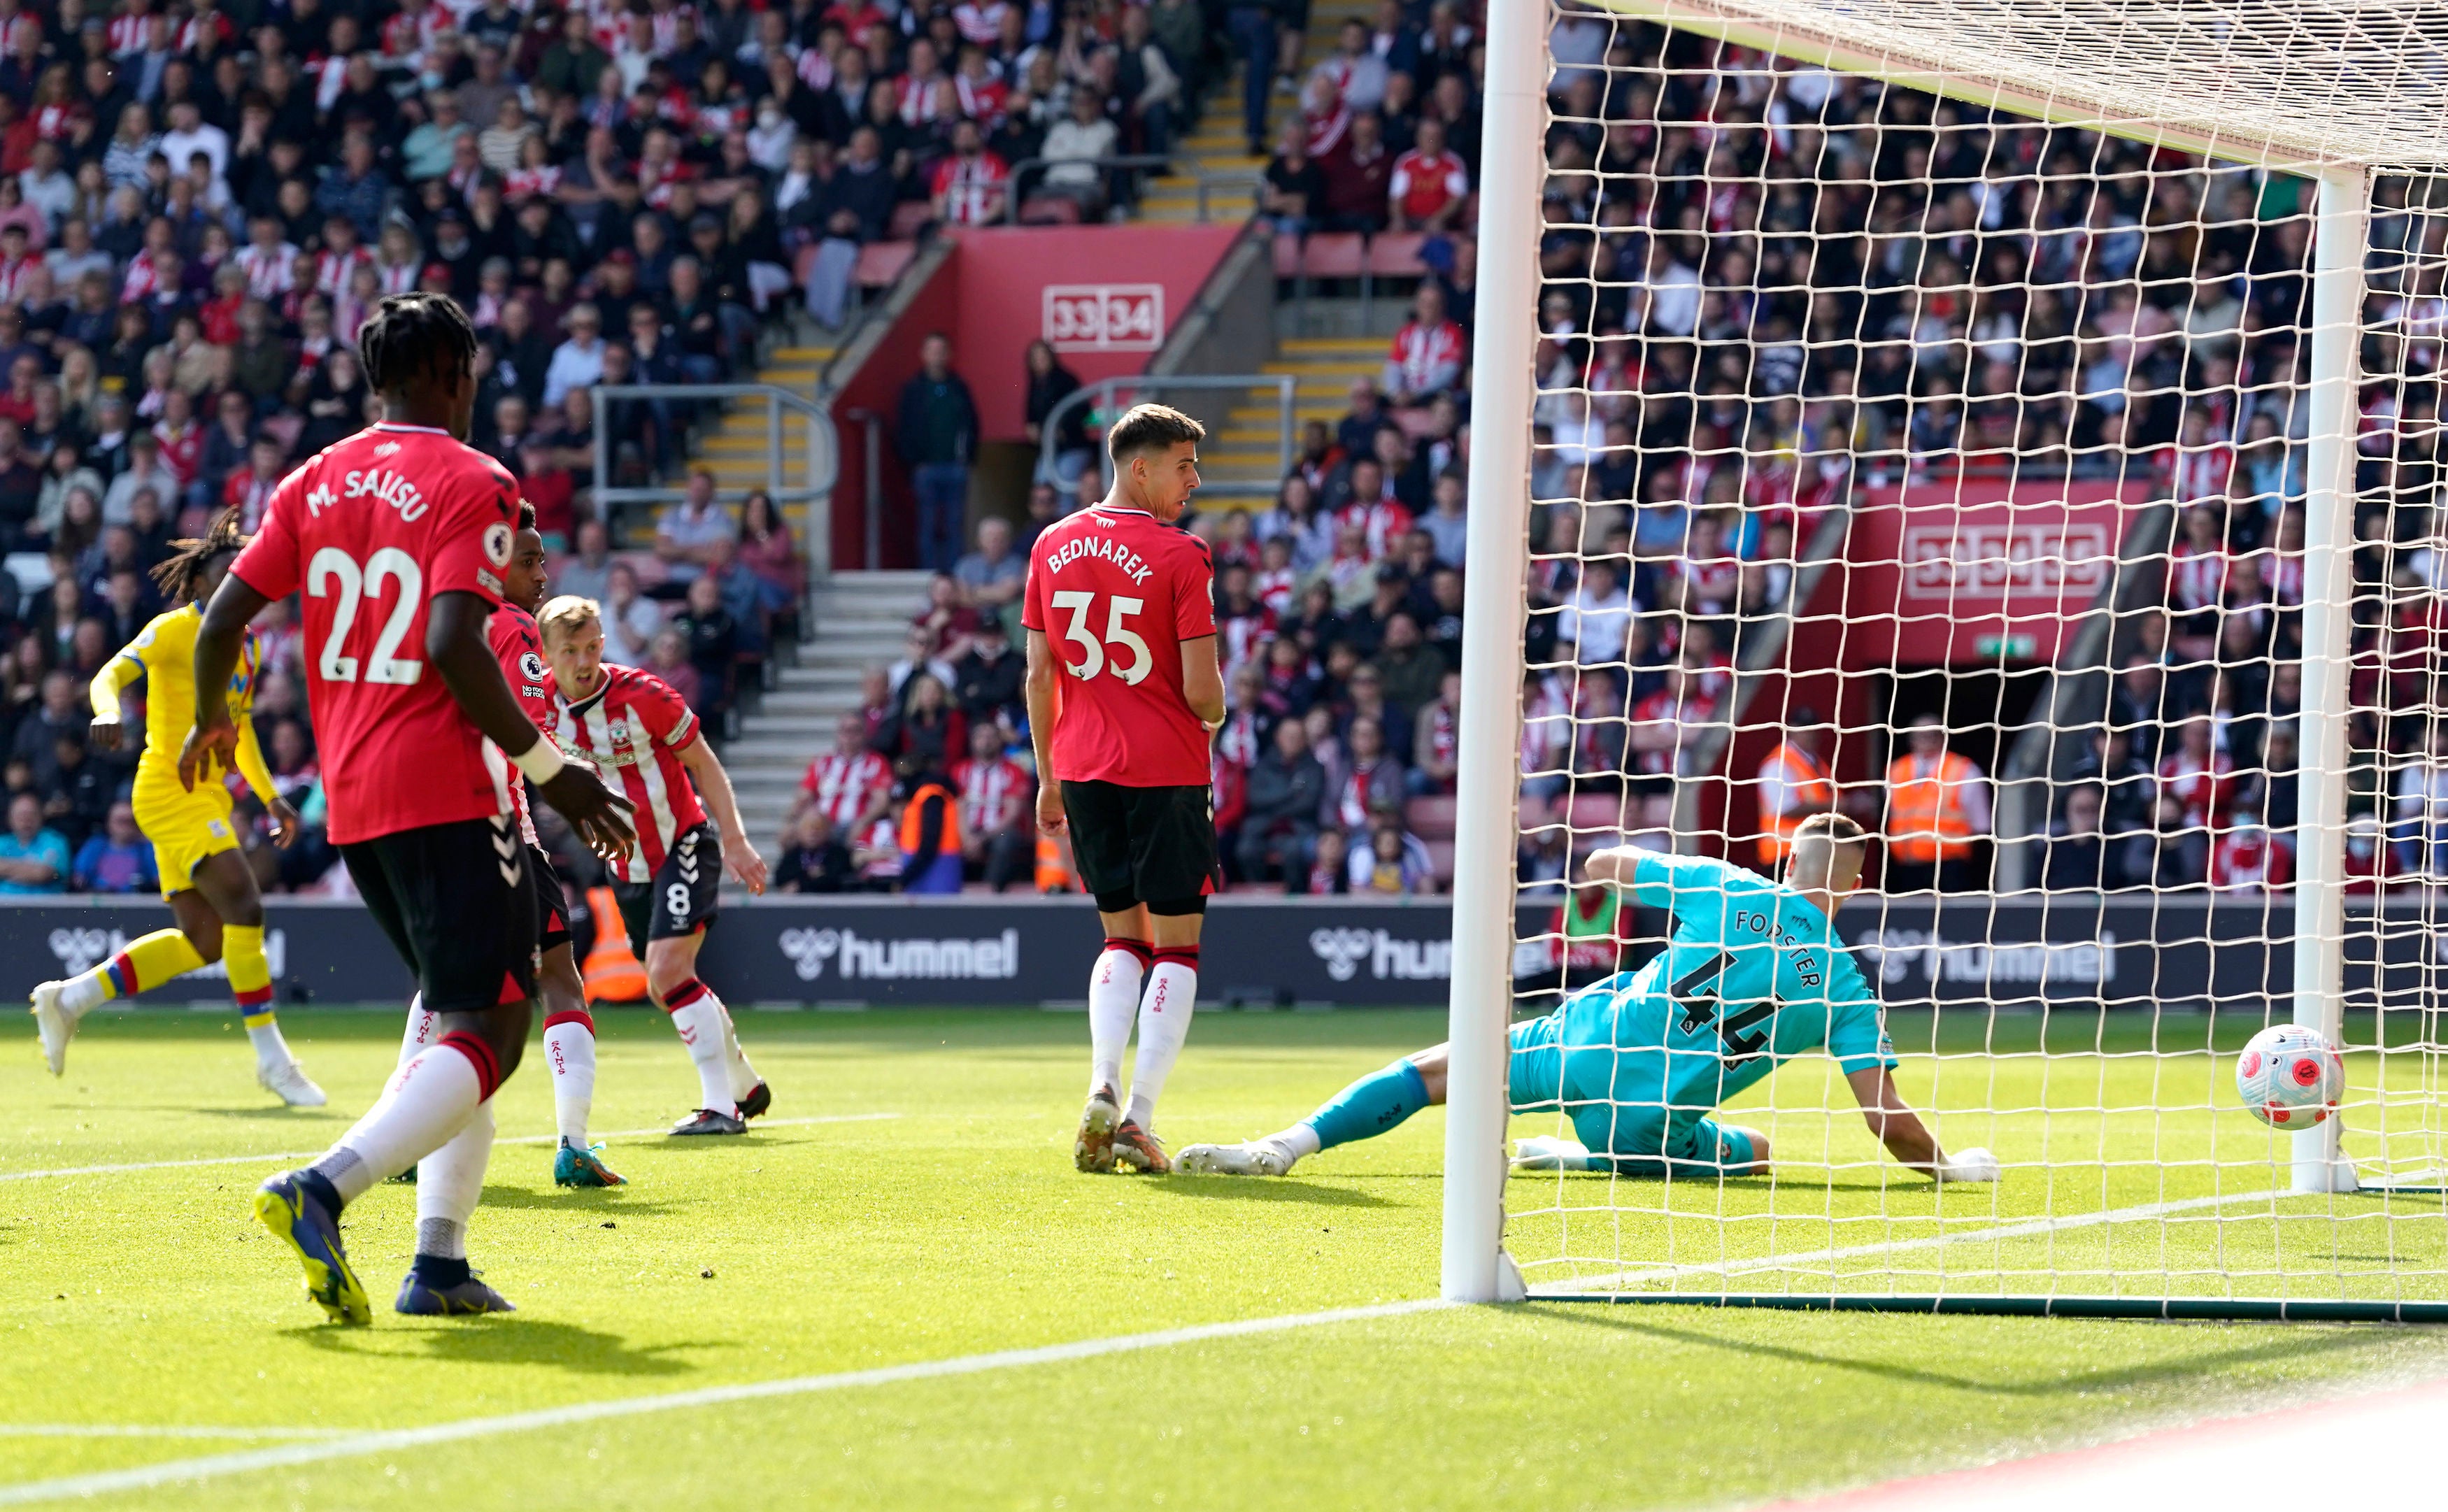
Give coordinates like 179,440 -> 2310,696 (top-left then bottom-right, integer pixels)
150,507 -> 250,606
357,292 -> 480,394
518,498 -> 536,532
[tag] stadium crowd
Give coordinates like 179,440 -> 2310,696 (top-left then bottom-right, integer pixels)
4,0 -> 2429,903
0,0 -> 1248,894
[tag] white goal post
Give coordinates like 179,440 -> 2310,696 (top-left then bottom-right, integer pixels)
1442,0 -> 2448,1315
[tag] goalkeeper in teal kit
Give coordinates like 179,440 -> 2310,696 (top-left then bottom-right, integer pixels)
1178,815 -> 1999,1183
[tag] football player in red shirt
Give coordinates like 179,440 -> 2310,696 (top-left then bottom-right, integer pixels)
1023,404 -> 1226,1175
539,594 -> 774,1136
394,502 -> 624,1188
185,294 -> 635,1324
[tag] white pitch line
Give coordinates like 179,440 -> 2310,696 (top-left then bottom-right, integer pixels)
1530,1188 -> 2291,1294
0,1297 -> 1453,1508
0,1113 -> 901,1183
0,1427 -> 346,1441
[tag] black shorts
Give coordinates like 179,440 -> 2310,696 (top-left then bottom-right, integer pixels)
613,822 -> 720,948
343,813 -> 539,1015
530,844 -> 573,955
1061,780 -> 1220,913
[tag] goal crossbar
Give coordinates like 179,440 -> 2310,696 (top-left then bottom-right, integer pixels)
1591,0 -> 2448,170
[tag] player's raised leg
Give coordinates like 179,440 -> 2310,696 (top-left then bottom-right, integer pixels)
1181,1047 -> 1446,1176
34,515 -> 318,1104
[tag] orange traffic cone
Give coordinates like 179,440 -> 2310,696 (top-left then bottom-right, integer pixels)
581,885 -> 648,1004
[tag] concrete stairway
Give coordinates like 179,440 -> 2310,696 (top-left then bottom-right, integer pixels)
687,339 -> 840,510
726,569 -> 932,847
1199,334 -> 1385,503
1139,0 -> 1374,227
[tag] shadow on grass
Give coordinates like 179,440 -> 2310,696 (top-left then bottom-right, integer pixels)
1144,1177 -> 1402,1208
292,1319 -> 711,1376
469,1186 -> 683,1217
1528,1306 -> 2400,1396
126,1104 -> 350,1122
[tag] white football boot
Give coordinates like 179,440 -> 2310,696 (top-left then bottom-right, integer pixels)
259,1060 -> 329,1108
29,980 -> 73,1076
1175,1139 -> 1299,1176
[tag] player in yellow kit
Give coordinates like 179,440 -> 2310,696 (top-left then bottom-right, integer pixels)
27,510 -> 324,1104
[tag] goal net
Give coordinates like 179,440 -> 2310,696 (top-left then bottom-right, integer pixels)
1450,0 -> 2448,1316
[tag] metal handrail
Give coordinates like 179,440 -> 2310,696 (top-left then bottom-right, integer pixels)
995,153 -> 1260,224
1035,373 -> 1299,496
591,383 -> 838,578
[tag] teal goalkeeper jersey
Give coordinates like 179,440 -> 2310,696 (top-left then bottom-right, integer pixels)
1533,852 -> 1896,1151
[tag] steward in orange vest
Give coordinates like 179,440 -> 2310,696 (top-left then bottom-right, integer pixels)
1884,719 -> 1990,889
1756,718 -> 1837,869
895,757 -> 965,894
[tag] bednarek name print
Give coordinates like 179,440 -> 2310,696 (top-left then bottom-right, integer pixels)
1037,529 -> 1155,585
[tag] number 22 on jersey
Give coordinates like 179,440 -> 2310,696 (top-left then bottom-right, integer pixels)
309,546 -> 425,685
1048,589 -> 1151,685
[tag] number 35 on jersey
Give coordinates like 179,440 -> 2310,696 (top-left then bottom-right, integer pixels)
1022,503 -> 1218,789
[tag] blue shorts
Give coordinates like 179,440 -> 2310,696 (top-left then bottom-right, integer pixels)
1506,1006 -> 1760,1176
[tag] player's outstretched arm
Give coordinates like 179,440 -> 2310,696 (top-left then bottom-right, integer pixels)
1844,1065 -> 1998,1183
427,590 -> 636,863
182,572 -> 272,790
677,733 -> 767,893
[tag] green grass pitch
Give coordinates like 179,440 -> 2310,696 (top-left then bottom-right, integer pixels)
8,1006 -> 2448,1511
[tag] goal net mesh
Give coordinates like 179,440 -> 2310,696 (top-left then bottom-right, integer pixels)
1503,0 -> 2448,1307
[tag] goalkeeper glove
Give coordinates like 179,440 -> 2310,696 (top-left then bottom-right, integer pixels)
1511,1135 -> 1595,1171
1935,1146 -> 2000,1183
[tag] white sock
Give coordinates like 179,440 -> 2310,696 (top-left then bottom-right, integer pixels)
543,1018 -> 597,1146
666,983 -> 738,1116
1268,1124 -> 1323,1161
59,971 -> 108,1016
317,1041 -> 485,1199
1125,950 -> 1197,1130
1088,941 -> 1146,1096
245,1020 -> 295,1071
414,1101 -> 494,1260
399,993 -> 439,1067
718,1006 -> 760,1100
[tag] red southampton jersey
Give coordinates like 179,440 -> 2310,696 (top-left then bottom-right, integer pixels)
230,421 -> 520,846
1021,504 -> 1216,787
488,604 -> 554,847
551,663 -> 706,882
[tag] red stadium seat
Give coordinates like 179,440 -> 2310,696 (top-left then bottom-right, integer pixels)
1365,231 -> 1429,278
1273,232 -> 1303,278
855,241 -> 916,287
1425,839 -> 1457,886
889,201 -> 937,239
1293,233 -> 1367,279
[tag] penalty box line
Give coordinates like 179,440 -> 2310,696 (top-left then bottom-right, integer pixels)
0,1114 -> 902,1183
0,1298 -> 1454,1508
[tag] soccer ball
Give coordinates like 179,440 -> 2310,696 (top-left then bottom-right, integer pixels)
2235,1025 -> 2344,1130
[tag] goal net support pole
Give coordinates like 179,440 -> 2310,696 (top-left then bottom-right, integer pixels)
1439,0 -> 1544,1304
2293,162 -> 2367,1197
